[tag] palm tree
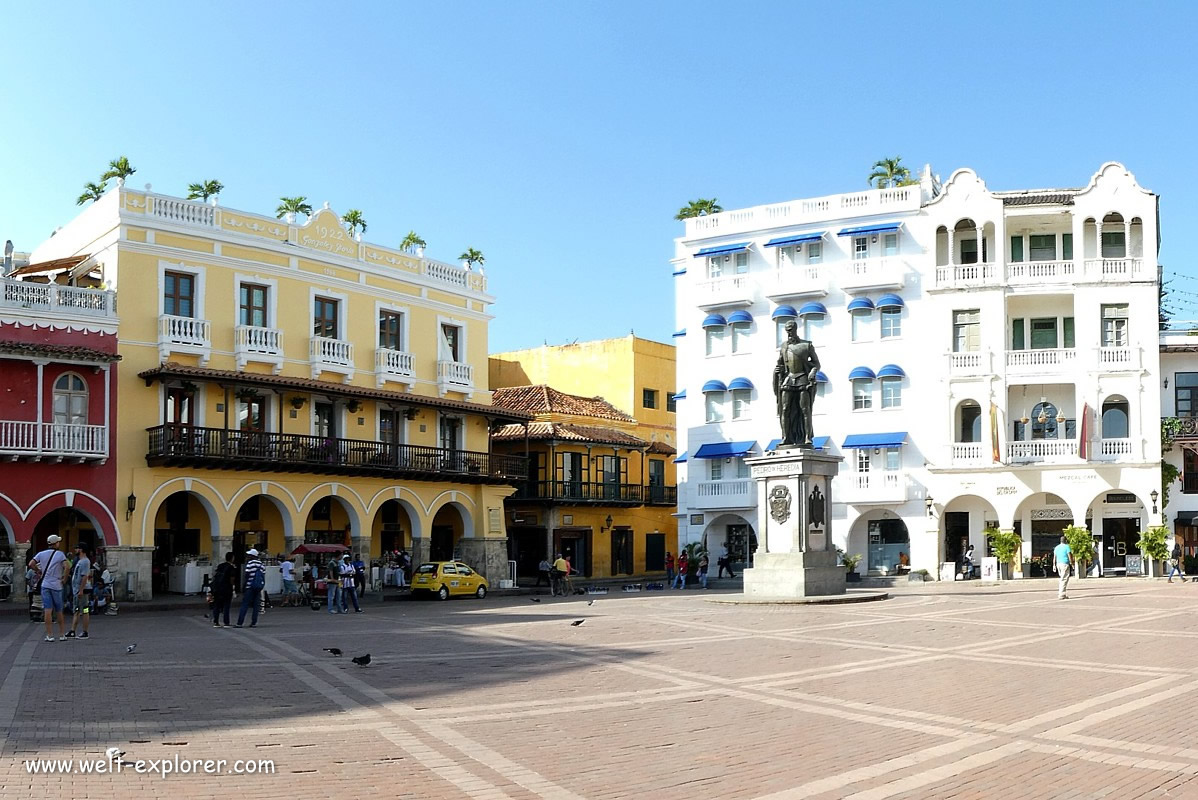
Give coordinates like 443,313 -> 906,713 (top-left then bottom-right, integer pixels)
458,248 -> 485,269
400,231 -> 426,253
341,209 -> 368,236
76,180 -> 108,205
275,196 -> 313,221
186,179 -> 223,202
674,198 -> 723,220
867,157 -> 912,189
101,156 -> 136,182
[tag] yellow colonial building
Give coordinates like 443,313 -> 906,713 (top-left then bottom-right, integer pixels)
28,182 -> 528,598
489,337 -> 678,579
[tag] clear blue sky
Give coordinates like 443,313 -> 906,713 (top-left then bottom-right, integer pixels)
2,1 -> 1197,349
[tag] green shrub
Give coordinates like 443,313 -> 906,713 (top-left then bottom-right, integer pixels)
1063,525 -> 1096,566
1136,525 -> 1170,562
841,553 -> 862,572
986,528 -> 1022,566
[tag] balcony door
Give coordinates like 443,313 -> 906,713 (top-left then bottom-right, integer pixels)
648,458 -> 666,503
597,455 -> 623,500
314,297 -> 339,339
315,402 -> 336,439
559,452 -> 584,499
52,374 -> 88,426
240,284 -> 268,327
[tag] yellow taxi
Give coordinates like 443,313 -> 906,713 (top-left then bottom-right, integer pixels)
411,561 -> 489,600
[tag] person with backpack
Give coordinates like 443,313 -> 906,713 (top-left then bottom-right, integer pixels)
1169,540 -> 1188,583
210,551 -> 237,627
29,535 -> 69,642
235,548 -> 265,628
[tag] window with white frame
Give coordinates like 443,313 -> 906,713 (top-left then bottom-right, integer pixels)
734,251 -> 748,274
731,388 -> 751,419
856,450 -> 870,472
851,311 -> 871,342
807,241 -> 823,263
736,458 -> 750,478
853,237 -> 868,260
884,447 -> 901,470
707,256 -> 723,279
880,307 -> 901,338
53,373 -> 88,425
777,245 -> 799,268
882,233 -> 898,257
881,377 -> 902,409
1101,231 -> 1126,258
730,321 -> 750,353
705,392 -> 725,423
1101,304 -> 1129,347
705,326 -> 725,356
853,379 -> 872,410
709,460 -> 723,481
440,323 -> 462,362
953,309 -> 980,352
1029,234 -> 1056,262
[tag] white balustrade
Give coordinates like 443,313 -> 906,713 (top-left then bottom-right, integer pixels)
376,348 -> 415,378
158,314 -> 211,347
840,471 -> 907,503
235,325 -> 283,356
0,278 -> 116,317
1097,346 -> 1138,370
771,265 -> 827,297
947,350 -> 992,377
1007,260 -> 1075,283
684,186 -> 919,238
150,195 -> 216,227
692,480 -> 754,508
310,336 -> 354,366
695,275 -> 753,296
839,257 -> 905,290
0,420 -> 106,457
1083,258 -> 1145,281
934,263 -> 999,289
951,443 -> 984,463
1005,348 -> 1077,372
438,360 -> 474,386
424,259 -> 470,288
1098,438 -> 1133,459
1007,440 -> 1079,461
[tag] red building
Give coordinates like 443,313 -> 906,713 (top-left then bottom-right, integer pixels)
0,262 -> 119,595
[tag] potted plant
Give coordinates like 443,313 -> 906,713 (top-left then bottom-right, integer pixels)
1136,524 -> 1170,577
986,527 -> 1022,580
841,551 -> 863,582
682,542 -> 707,586
909,568 -> 929,583
1064,525 -> 1096,578
400,231 -> 426,256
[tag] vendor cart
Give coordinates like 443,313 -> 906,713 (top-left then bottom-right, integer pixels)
291,543 -> 349,610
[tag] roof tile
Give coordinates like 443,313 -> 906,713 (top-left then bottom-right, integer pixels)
490,385 -> 635,422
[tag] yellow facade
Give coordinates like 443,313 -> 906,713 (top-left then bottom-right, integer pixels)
489,337 -> 679,579
31,190 -> 525,597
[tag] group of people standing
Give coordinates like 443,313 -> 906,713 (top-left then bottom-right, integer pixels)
27,534 -> 98,642
325,552 -> 365,614
665,547 -> 734,590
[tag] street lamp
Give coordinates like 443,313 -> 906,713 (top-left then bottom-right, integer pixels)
1151,489 -> 1159,515
925,496 -> 934,517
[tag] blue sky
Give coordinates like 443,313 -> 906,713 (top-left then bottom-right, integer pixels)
2,1 -> 1196,350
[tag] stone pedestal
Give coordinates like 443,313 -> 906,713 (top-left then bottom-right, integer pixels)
742,448 -> 845,599
104,545 -> 156,602
456,538 -> 510,584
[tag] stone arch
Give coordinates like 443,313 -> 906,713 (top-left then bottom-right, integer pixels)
366,486 -> 427,543
231,493 -> 294,557
1083,487 -> 1148,575
940,493 -> 1001,567
846,510 -> 910,575
369,496 -> 422,558
1100,394 -> 1130,440
24,490 -> 119,547
428,501 -> 472,562
140,478 -> 223,546
700,513 -> 756,566
954,399 -> 983,443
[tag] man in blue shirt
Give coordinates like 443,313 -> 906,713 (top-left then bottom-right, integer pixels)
1053,536 -> 1075,600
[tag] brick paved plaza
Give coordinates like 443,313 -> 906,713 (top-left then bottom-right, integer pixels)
3,579 -> 1198,798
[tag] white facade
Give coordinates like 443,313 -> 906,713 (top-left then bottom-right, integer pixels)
1159,331 -> 1198,551
673,163 -> 1162,578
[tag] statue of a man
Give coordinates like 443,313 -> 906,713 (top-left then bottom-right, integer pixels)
773,319 -> 820,448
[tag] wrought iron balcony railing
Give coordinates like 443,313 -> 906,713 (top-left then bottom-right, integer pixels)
511,480 -> 677,506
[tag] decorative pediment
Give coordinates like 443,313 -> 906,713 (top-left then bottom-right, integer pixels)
296,208 -> 358,258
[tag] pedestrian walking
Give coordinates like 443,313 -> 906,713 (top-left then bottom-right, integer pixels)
1054,535 -> 1075,600
210,551 -> 236,627
665,551 -> 675,585
340,554 -> 362,613
673,553 -> 689,589
697,554 -> 710,589
29,535 -> 69,642
352,555 -> 366,595
960,544 -> 976,580
536,558 -> 552,587
1169,541 -> 1188,583
65,544 -> 93,640
235,548 -> 265,627
717,545 -> 736,579
326,554 -> 342,613
552,553 -> 569,597
280,557 -> 298,604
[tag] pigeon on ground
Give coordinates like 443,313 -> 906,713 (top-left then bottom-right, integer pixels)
571,619 -> 586,627
351,653 -> 371,667
125,644 -> 137,654
323,647 -> 342,657
587,599 -> 595,606
529,597 -> 541,603
105,747 -> 125,761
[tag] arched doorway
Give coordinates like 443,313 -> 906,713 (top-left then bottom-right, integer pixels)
1086,488 -> 1147,576
431,504 -> 466,563
941,495 -> 999,568
702,513 -> 756,571
232,494 -> 291,562
303,496 -> 356,548
372,499 -> 416,557
31,507 -> 103,555
849,512 -> 910,575
151,490 -> 217,595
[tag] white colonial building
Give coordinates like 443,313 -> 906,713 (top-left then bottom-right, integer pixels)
672,162 -> 1162,578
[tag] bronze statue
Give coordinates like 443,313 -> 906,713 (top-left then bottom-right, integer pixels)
773,319 -> 820,448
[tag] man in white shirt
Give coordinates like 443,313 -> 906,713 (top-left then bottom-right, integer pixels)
29,534 -> 69,642
280,558 -> 297,604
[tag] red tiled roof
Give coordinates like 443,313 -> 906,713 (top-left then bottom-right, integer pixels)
646,440 -> 677,455
492,421 -> 648,448
0,340 -> 120,363
139,363 -> 531,420
490,385 -> 634,422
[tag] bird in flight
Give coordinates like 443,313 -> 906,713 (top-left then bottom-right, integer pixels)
351,654 -> 372,667
570,619 -> 586,627
323,647 -> 342,656
125,644 -> 137,654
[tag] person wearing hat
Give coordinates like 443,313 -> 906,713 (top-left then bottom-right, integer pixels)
65,543 -> 93,639
339,553 -> 361,613
30,534 -> 69,642
235,548 -> 266,628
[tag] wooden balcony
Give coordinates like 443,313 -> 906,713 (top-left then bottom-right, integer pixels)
146,424 -> 526,484
511,480 -> 677,506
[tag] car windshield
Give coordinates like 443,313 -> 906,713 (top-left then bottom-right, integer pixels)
415,564 -> 438,575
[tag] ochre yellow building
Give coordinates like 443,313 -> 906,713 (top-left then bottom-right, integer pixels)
489,337 -> 678,579
29,184 -> 529,597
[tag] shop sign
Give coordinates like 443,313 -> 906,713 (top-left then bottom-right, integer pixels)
1126,555 -> 1144,576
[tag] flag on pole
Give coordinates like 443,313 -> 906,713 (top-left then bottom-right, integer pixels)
1078,403 -> 1089,460
990,402 -> 1001,463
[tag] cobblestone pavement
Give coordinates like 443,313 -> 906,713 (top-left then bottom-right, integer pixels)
3,578 -> 1198,798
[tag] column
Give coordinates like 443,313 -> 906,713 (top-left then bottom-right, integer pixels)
35,361 -> 44,455
947,229 -> 956,267
1123,220 -> 1131,260
975,225 -> 985,272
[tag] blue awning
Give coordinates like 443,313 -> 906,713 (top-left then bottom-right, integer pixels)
847,297 -> 875,312
843,432 -> 907,448
672,389 -> 687,400
877,364 -> 906,379
838,223 -> 902,237
672,329 -> 687,338
701,380 -> 727,393
672,266 -> 687,276
726,309 -> 753,325
728,377 -> 754,390
766,435 -> 830,451
848,366 -> 876,381
673,450 -> 687,463
694,242 -> 751,258
764,231 -> 826,248
702,313 -> 727,328
876,293 -> 905,309
798,301 -> 828,317
694,441 -> 756,459
816,371 -> 828,383
771,304 -> 798,319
